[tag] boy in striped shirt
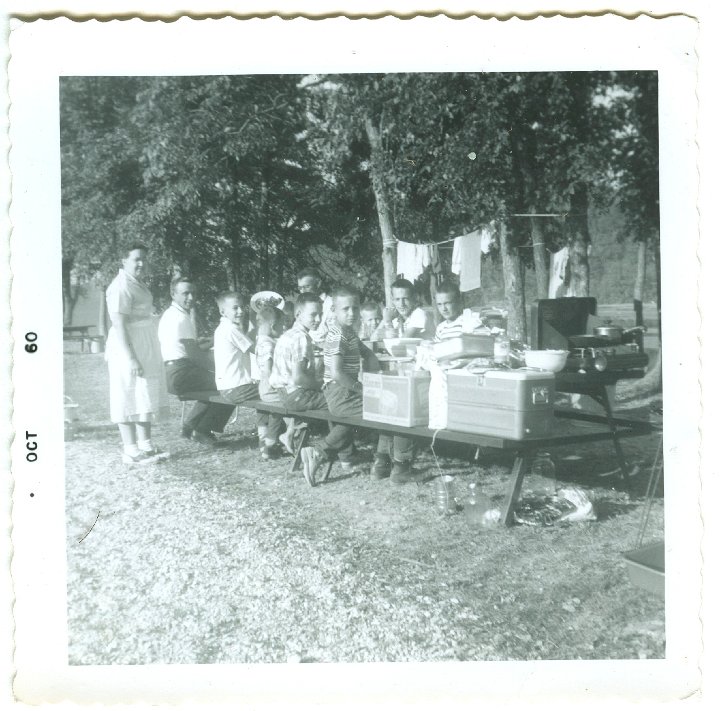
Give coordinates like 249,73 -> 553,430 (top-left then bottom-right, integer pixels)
301,287 -> 423,485
434,281 -> 465,341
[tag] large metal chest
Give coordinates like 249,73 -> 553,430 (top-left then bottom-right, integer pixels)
446,369 -> 556,440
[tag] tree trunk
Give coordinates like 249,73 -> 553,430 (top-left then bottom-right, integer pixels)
498,222 -> 527,342
633,238 -> 647,326
62,257 -> 79,326
530,216 -> 548,299
365,117 -> 397,307
566,185 -> 591,297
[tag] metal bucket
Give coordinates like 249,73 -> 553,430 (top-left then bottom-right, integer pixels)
434,475 -> 457,514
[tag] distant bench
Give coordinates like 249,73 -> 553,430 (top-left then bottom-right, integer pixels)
176,390 -> 656,527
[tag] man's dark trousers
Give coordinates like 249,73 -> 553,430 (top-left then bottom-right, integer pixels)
165,358 -> 234,434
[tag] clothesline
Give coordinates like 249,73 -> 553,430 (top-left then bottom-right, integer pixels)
396,212 -> 580,247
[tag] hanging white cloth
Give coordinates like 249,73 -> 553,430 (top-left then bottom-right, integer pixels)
451,230 -> 483,292
397,240 -> 442,282
548,246 -> 570,298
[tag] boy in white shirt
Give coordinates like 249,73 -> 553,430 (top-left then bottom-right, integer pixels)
213,291 -> 283,454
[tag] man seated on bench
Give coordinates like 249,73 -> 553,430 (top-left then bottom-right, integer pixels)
158,277 -> 235,447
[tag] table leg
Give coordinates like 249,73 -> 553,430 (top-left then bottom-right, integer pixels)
595,386 -> 630,486
290,427 -> 308,473
501,453 -> 530,527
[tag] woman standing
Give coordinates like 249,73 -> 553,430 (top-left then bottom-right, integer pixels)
105,244 -> 169,464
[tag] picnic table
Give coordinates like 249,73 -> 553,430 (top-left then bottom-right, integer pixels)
63,325 -> 92,351
178,390 -> 656,527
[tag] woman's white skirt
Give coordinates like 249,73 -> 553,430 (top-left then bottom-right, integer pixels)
106,318 -> 169,423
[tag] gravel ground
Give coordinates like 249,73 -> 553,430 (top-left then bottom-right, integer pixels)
64,353 -> 665,665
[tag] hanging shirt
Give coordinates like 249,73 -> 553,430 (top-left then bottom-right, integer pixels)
451,230 -> 483,292
548,246 -> 570,298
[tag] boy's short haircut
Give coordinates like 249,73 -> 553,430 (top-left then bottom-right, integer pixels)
215,290 -> 240,308
361,301 -> 382,314
435,281 -> 462,299
295,292 -> 322,311
391,277 -> 415,293
257,305 -> 284,325
332,286 -> 359,304
170,276 -> 193,294
297,267 -> 322,282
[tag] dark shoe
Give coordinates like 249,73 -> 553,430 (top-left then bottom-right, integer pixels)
371,455 -> 392,480
300,446 -> 325,487
181,426 -> 193,439
261,443 -> 283,461
192,430 -> 219,448
390,460 -> 423,484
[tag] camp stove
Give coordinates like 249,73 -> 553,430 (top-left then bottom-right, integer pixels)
530,298 -> 648,380
565,344 -> 649,374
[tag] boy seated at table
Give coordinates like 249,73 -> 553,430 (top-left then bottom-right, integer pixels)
213,291 -> 284,457
434,281 -> 465,340
255,304 -> 298,460
359,301 -> 383,341
300,287 -> 424,486
433,281 -> 489,340
374,278 -> 435,340
267,293 -> 346,484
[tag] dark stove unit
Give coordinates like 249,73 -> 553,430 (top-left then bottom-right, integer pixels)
530,298 -> 648,379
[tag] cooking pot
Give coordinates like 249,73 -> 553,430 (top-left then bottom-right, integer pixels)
593,321 -> 645,344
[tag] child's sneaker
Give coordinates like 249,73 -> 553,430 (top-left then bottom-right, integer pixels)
122,450 -> 167,466
139,444 -> 170,461
278,431 -> 296,455
261,443 -> 283,461
300,446 -> 325,487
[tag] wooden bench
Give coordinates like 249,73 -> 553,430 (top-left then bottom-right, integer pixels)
176,389 -> 657,526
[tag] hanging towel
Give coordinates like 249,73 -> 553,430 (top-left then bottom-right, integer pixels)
397,241 -> 442,282
451,230 -> 483,292
396,241 -> 423,282
548,246 -> 570,298
480,223 -> 496,254
420,243 -> 442,275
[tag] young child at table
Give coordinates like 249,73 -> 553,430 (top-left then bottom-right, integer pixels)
359,301 -> 383,341
299,287 -> 424,486
255,304 -> 296,460
213,291 -> 284,457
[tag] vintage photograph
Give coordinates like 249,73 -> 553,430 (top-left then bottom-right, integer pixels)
59,70 -> 666,665
6,14 -> 704,704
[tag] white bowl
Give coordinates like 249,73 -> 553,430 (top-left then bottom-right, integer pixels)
524,349 -> 569,373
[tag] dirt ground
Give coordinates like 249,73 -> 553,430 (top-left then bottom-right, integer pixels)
63,352 -> 665,664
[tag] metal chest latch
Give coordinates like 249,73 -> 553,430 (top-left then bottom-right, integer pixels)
532,386 -> 550,405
